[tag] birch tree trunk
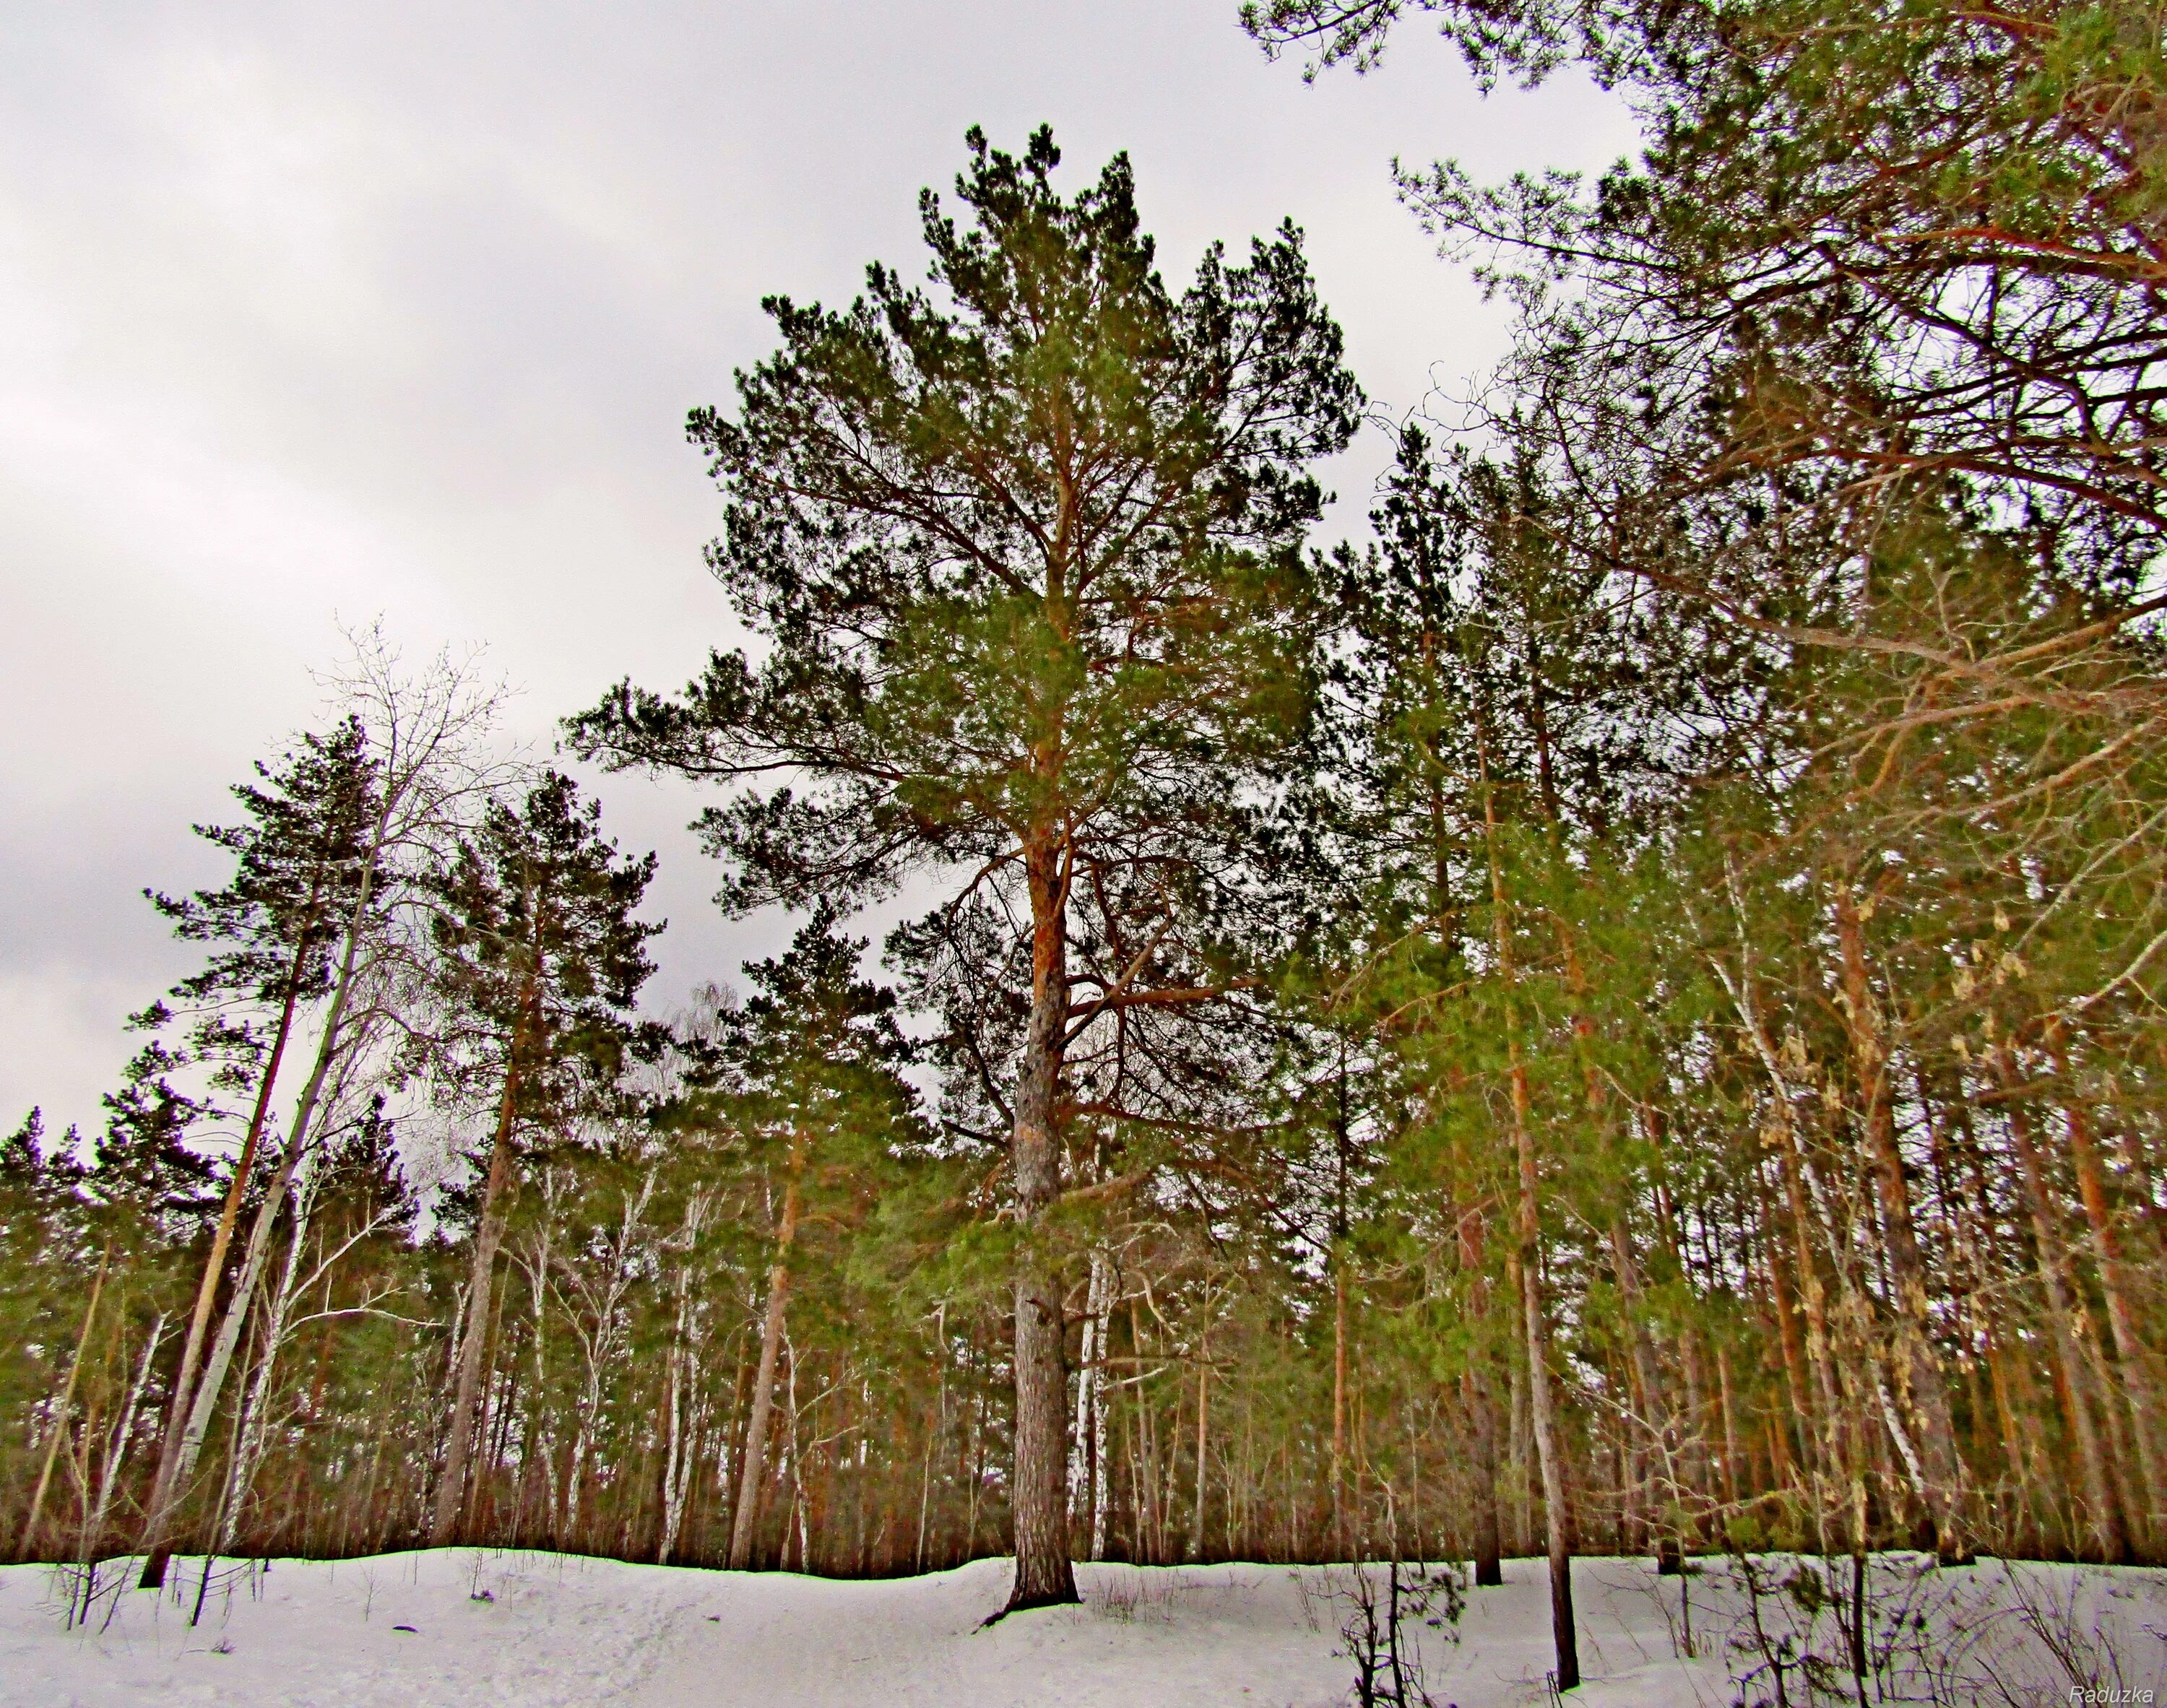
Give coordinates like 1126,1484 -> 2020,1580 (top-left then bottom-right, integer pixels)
657,1305 -> 688,1565
219,1161 -> 320,1556
657,1332 -> 699,1566
1068,1244 -> 1115,1561
1710,909 -> 1845,1554
1189,1328 -> 1210,1562
554,1173 -> 651,1551
1610,1220 -> 1681,1572
657,1195 -> 709,1566
86,1316 -> 165,1580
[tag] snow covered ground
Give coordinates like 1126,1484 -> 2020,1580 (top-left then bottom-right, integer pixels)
3,1548 -> 2162,1707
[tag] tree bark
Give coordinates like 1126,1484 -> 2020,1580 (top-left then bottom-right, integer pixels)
1478,723 -> 1576,1689
1759,1174 -> 1816,1494
2054,1031 -> 2164,1555
1511,1080 -> 1580,1691
430,1046 -> 523,1547
1003,834 -> 1078,1611
85,1314 -> 165,1584
1332,1258 -> 1349,1557
141,909 -> 317,1574
1716,1344 -> 1742,1511
657,1196 -> 709,1566
1997,1046 -> 2132,1563
1457,1210 -> 1505,1587
1189,1331 -> 1210,1562
137,909 -> 368,1588
1711,923 -> 1843,1553
1833,885 -> 1968,1559
21,1243 -> 108,1560
1069,1244 -> 1115,1561
139,862 -> 373,1589
728,1159 -> 802,1569
1609,1218 -> 1680,1570
1461,1365 -> 1505,1586
220,1162 -> 319,1556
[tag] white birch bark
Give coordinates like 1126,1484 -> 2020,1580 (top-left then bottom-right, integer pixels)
219,1155 -> 405,1555
657,1191 -> 711,1566
219,1163 -> 318,1555
1068,1245 -> 1116,1560
558,1168 -> 654,1543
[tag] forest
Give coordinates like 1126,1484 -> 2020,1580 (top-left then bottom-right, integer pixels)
6,0 -> 2166,1694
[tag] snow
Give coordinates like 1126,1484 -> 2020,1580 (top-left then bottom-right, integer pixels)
2,1549 -> 2161,1707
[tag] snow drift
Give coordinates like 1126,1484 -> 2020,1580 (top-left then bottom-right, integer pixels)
3,1549 -> 2161,1707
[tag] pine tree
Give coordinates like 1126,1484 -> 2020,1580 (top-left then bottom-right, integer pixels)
87,1041 -> 222,1247
137,630 -> 512,1586
2,1109 -> 93,1556
426,769 -> 661,1545
702,903 -> 923,1568
133,716 -> 378,1582
568,123 -> 1362,1611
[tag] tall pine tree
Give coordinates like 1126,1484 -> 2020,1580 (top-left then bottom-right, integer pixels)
569,125 -> 1362,1610
426,769 -> 661,1544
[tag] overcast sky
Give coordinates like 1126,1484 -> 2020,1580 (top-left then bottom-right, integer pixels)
0,1 -> 1636,1140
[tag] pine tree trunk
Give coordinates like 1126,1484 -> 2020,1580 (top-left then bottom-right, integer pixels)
2055,1036 -> 2164,1555
137,1031 -> 337,1585
1457,1210 -> 1505,1587
144,909 -> 318,1562
1941,1085 -> 2044,1535
1997,1048 -> 2131,1563
21,1244 -> 107,1561
1479,723 -> 1575,1687
1834,886 -> 1967,1558
1510,1075 -> 1579,1691
1677,1322 -> 1714,1543
1160,1382 -> 1185,1561
138,864 -> 373,1588
728,1164 -> 801,1569
1002,836 -> 1078,1612
1609,1219 -> 1679,1569
1461,1364 -> 1505,1587
1189,1338 -> 1209,1562
1332,1259 -> 1349,1558
431,1049 -> 522,1547
1760,1176 -> 1816,1493
1716,1344 -> 1742,1511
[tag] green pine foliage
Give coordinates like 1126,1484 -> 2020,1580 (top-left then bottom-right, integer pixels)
7,47 -> 2167,1616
